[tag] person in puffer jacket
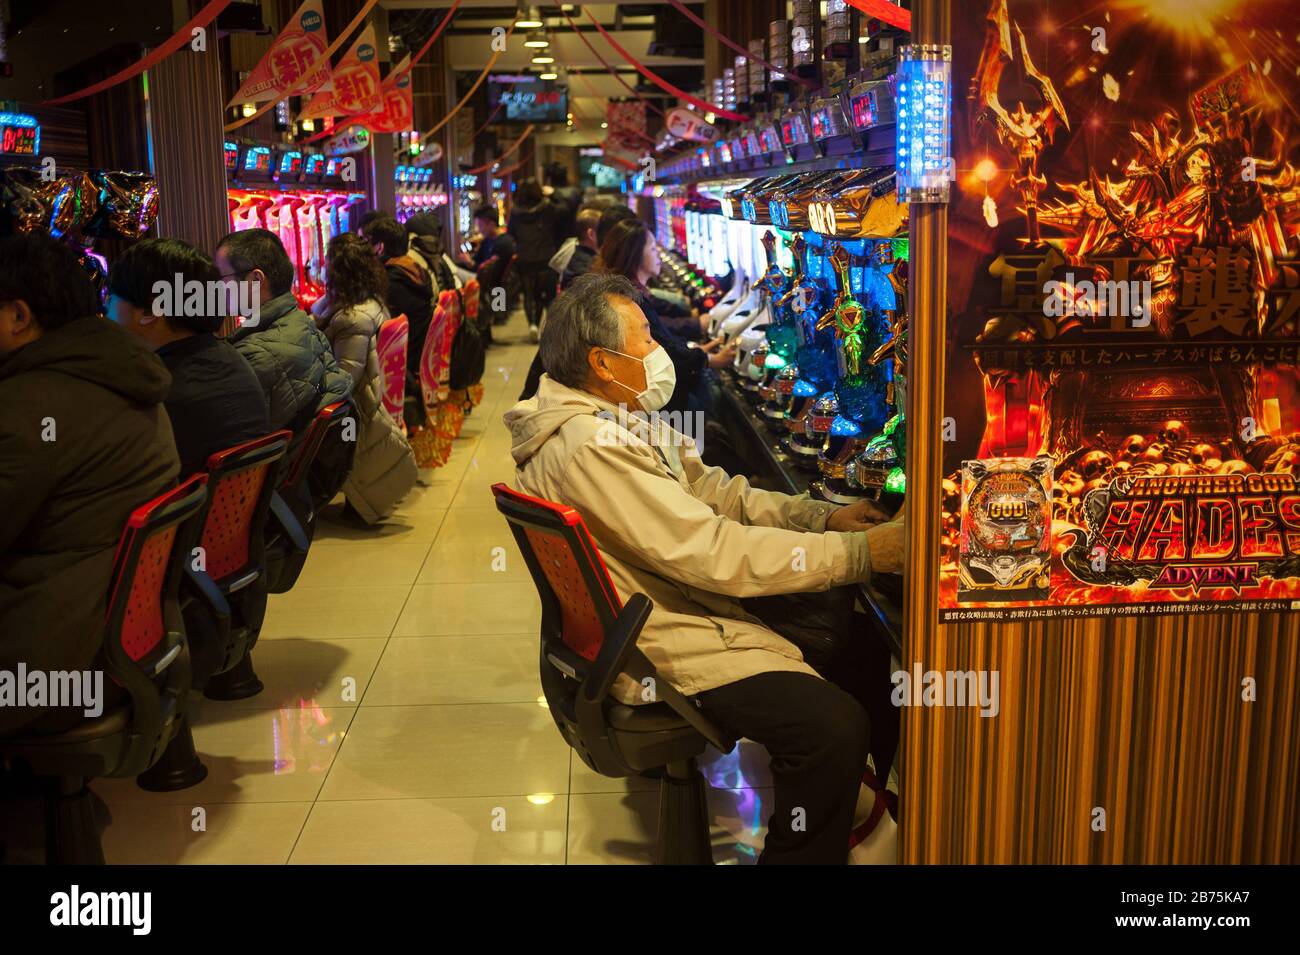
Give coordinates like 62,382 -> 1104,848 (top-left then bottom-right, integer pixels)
312,234 -> 418,525
215,229 -> 352,443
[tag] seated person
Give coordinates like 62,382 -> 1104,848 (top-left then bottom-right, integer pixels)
360,214 -> 435,389
214,228 -> 351,438
106,237 -> 269,475
559,203 -> 604,292
503,273 -> 904,864
459,205 -> 516,327
0,233 -> 179,735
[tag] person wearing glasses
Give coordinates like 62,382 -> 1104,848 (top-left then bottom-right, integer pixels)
214,229 -> 351,444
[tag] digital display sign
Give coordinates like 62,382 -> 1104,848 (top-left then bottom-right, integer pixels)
278,150 -> 303,175
0,111 -> 40,156
303,154 -> 325,178
243,146 -> 272,173
761,125 -> 783,153
325,157 -> 340,178
224,141 -> 240,173
717,141 -> 733,164
488,75 -> 568,124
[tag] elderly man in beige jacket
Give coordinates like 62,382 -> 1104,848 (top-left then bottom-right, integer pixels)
504,272 -> 905,864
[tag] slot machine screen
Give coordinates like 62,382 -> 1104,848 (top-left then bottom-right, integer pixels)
708,214 -> 729,278
761,125 -> 783,154
278,150 -> 303,176
717,141 -> 733,164
223,141 -> 240,174
781,112 -> 810,147
244,146 -> 272,174
303,154 -> 325,179
325,157 -> 340,179
745,130 -> 761,157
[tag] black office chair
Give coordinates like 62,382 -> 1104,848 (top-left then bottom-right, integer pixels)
492,483 -> 736,865
0,475 -> 208,863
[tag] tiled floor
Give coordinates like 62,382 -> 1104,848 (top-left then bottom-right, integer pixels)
87,310 -> 775,865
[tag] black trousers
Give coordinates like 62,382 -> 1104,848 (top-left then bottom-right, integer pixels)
693,588 -> 898,864
518,263 -> 557,328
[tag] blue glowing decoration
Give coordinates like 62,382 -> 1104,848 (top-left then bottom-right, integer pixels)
830,415 -> 863,437
792,378 -> 818,398
895,45 -> 953,204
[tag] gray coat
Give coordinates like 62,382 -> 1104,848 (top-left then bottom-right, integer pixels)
316,297 -> 418,523
231,292 -> 353,436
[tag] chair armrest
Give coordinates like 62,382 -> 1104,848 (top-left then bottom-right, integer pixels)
623,650 -> 736,754
268,491 -> 311,553
184,565 -> 232,619
581,593 -> 652,704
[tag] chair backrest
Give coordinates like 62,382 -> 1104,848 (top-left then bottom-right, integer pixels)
199,431 -> 292,586
491,483 -> 622,663
60,474 -> 209,773
377,314 -> 409,424
279,401 -> 351,500
106,475 -> 210,667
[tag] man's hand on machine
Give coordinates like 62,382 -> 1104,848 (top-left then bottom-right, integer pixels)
863,516 -> 905,576
826,499 -> 893,531
704,337 -> 736,369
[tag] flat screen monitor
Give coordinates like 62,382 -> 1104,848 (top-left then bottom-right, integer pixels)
488,74 -> 568,124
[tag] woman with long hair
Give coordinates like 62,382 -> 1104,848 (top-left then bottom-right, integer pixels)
594,218 -> 734,415
507,177 -> 560,341
313,232 -> 418,525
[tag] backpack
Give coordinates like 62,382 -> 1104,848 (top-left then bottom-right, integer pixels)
448,290 -> 486,391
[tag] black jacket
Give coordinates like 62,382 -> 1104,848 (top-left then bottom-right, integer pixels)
0,316 -> 180,734
640,292 -> 709,416
560,244 -> 596,291
381,256 -> 435,379
158,334 -> 271,475
508,201 -> 560,267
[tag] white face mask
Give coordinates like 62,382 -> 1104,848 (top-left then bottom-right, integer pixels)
602,345 -> 677,412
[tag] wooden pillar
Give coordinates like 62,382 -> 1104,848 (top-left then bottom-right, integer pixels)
146,44 -> 230,250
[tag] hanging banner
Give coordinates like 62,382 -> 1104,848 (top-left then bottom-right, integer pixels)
363,55 -> 414,133
938,0 -> 1300,622
607,100 -> 649,157
666,107 -> 719,144
228,0 -> 331,106
300,24 -> 384,120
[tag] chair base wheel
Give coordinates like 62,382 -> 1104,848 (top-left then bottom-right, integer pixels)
137,719 -> 208,792
204,653 -> 264,701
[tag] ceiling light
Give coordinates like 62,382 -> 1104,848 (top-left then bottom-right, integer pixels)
539,71 -> 558,80
600,121 -> 608,129
524,32 -> 550,48
531,53 -> 554,64
514,4 -> 544,29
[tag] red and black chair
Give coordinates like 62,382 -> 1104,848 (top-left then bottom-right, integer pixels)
492,483 -> 736,865
264,400 -> 355,595
138,431 -> 291,790
0,476 -> 209,863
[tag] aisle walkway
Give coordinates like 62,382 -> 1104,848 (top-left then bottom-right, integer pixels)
91,309 -> 773,864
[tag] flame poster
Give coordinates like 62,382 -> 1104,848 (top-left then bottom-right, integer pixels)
939,0 -> 1300,621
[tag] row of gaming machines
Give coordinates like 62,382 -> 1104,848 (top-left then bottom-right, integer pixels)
649,139 -> 907,512
224,139 -> 367,310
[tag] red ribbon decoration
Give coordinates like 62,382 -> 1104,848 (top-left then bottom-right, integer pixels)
844,0 -> 912,32
583,6 -> 750,123
553,4 -> 663,117
42,0 -> 234,105
661,0 -> 817,89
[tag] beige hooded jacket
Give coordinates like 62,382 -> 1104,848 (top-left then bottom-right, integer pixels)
503,374 -> 876,704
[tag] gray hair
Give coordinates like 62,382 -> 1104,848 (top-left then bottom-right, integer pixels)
539,271 -> 641,388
